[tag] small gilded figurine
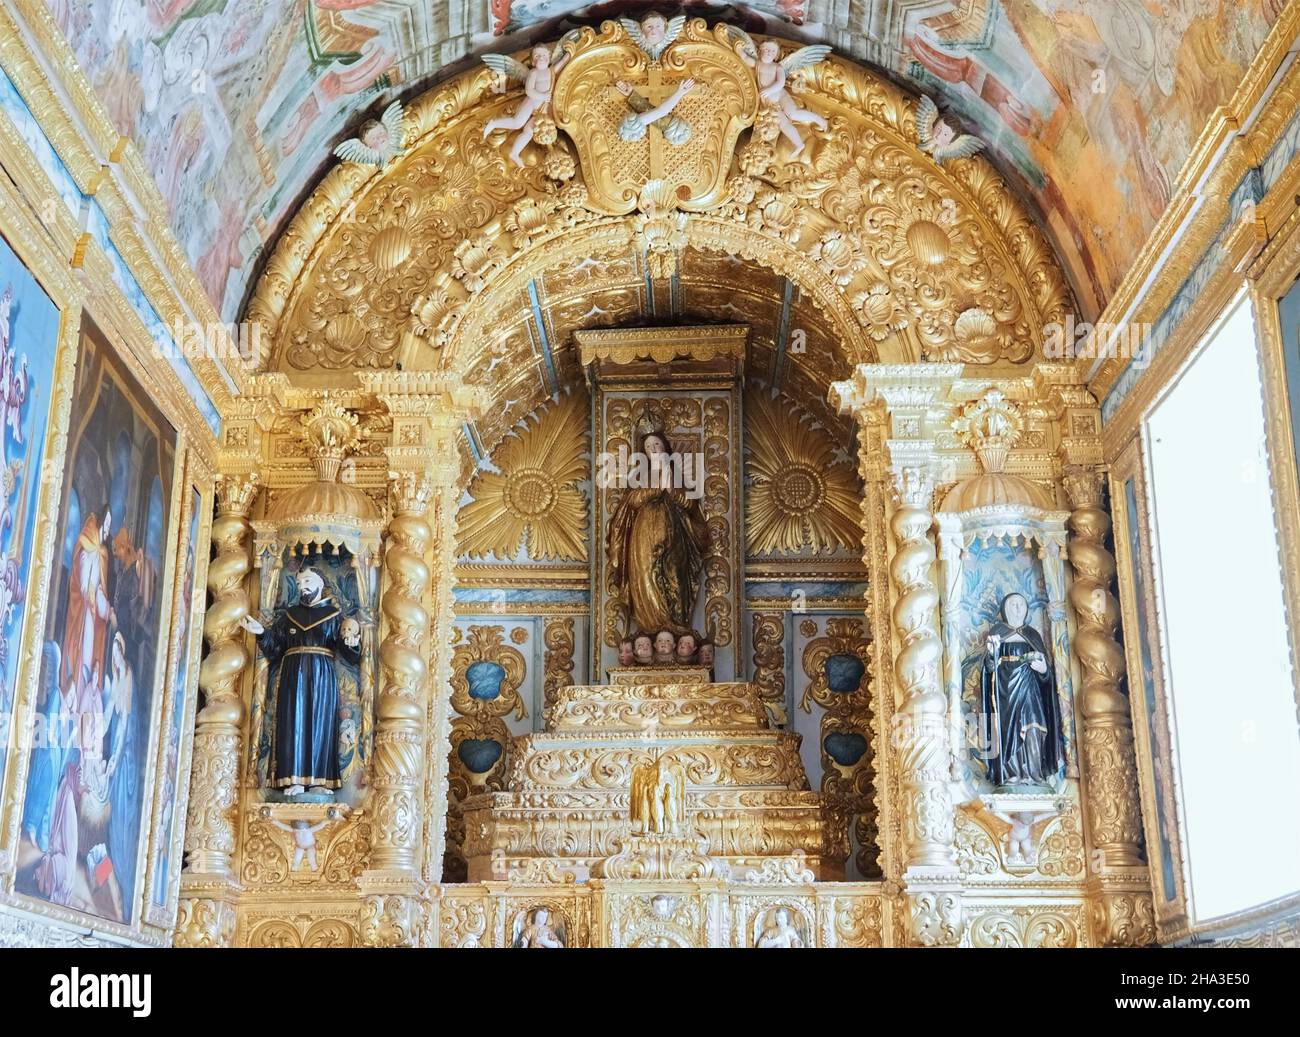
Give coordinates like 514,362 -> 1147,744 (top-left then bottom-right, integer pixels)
481,40 -> 574,167
978,593 -> 1063,790
915,94 -> 985,165
242,568 -> 361,798
727,28 -> 830,156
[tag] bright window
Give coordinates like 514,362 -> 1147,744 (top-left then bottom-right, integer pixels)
1145,292 -> 1300,923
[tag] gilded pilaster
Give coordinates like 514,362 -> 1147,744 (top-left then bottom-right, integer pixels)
176,474 -> 258,947
1063,465 -> 1154,945
359,372 -> 480,945
832,365 -> 963,946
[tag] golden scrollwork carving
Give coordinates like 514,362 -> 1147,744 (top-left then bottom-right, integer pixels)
542,617 -> 576,714
751,612 -> 787,727
173,898 -> 237,949
550,19 -> 760,214
247,25 -> 1074,432
966,905 -> 1084,948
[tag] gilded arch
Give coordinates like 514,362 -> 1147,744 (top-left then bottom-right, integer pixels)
246,21 -> 1075,429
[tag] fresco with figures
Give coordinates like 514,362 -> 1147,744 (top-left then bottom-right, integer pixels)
0,234 -> 61,800
44,0 -> 1281,319
16,325 -> 177,926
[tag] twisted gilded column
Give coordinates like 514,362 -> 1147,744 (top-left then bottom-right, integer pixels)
890,466 -> 955,871
1064,466 -> 1154,946
370,472 -> 433,872
360,472 -> 433,947
175,474 -> 258,947
1063,467 -> 1144,864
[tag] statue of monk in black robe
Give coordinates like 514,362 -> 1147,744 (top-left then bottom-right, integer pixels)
979,592 -> 1063,790
242,567 -> 360,797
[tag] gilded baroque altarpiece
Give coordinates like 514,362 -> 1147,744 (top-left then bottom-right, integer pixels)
0,7 -> 1232,946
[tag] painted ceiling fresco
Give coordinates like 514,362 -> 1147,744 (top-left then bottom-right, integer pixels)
47,0 -> 1283,321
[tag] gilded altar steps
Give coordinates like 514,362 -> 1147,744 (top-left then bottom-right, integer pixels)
461,678 -> 831,881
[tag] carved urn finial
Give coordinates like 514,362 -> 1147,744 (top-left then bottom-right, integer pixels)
298,398 -> 363,484
952,390 -> 1022,475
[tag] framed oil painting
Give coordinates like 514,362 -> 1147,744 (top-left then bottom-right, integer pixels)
0,232 -> 62,801
15,321 -> 178,926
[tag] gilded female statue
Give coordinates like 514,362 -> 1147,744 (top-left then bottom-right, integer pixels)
607,427 -> 709,635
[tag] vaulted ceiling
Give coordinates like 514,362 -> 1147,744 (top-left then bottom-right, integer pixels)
51,0 -> 1282,323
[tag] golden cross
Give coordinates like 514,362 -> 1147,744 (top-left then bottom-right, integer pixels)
638,65 -> 678,179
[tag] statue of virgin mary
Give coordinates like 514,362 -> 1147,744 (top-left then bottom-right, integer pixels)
607,426 -> 709,635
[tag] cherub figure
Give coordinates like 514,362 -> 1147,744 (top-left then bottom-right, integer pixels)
915,94 -> 985,165
333,101 -> 408,168
481,40 -> 573,168
633,633 -> 654,665
619,12 -> 686,61
262,807 -> 341,872
675,632 -> 697,664
653,629 -> 676,665
729,29 -> 830,157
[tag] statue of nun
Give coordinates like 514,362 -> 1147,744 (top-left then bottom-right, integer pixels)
978,592 -> 1063,790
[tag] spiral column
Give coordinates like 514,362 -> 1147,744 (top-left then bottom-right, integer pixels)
175,474 -> 258,947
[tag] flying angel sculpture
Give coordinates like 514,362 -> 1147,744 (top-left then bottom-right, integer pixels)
333,100 -> 408,168
727,27 -> 830,157
915,94 -> 985,165
480,37 -> 576,168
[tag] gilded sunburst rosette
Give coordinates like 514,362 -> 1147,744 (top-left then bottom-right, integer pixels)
744,391 -> 861,555
457,392 -> 590,561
